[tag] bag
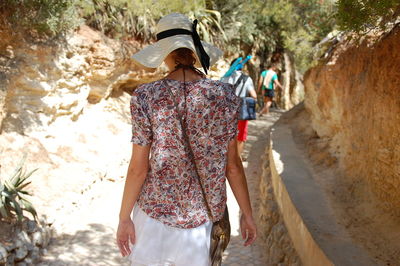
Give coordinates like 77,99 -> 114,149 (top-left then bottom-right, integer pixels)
165,80 -> 231,266
239,97 -> 257,120
235,74 -> 256,120
210,208 -> 230,266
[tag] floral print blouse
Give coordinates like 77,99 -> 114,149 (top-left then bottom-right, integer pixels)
130,78 -> 240,229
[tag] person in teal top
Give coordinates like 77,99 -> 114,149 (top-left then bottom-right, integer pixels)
257,64 -> 283,115
260,69 -> 278,90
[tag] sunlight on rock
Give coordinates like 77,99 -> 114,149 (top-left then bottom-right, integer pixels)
272,149 -> 284,175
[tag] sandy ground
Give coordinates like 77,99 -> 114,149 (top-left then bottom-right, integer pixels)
35,111 -> 281,265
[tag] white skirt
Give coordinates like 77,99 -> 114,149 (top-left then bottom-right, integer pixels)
129,206 -> 212,266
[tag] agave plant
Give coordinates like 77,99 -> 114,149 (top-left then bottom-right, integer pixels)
0,155 -> 38,222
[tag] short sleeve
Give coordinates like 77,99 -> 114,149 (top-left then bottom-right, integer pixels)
245,77 -> 255,94
272,73 -> 278,81
130,88 -> 153,146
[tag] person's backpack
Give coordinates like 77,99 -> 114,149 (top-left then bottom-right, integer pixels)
233,74 -> 256,121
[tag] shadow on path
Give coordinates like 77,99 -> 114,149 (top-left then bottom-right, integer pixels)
40,223 -> 128,266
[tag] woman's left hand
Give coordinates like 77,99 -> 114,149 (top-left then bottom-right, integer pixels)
116,219 -> 136,257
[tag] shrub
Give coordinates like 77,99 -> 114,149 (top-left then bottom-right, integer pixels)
0,0 -> 339,72
0,156 -> 38,222
336,0 -> 400,33
0,0 -> 80,37
76,0 -> 205,40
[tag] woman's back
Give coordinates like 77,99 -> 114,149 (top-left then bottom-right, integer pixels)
117,14 -> 256,265
130,78 -> 240,229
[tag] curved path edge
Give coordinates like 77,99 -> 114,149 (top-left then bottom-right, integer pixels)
269,108 -> 375,266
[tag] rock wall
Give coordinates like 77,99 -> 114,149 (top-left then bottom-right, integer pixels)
0,25 -> 164,135
303,26 -> 400,215
258,142 -> 301,265
0,218 -> 52,265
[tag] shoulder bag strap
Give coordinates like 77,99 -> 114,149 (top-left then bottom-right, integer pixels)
233,73 -> 244,90
233,73 -> 247,97
165,82 -> 215,221
234,74 -> 245,97
239,75 -> 249,97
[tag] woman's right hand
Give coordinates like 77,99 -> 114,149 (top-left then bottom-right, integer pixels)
240,214 -> 257,246
116,219 -> 136,257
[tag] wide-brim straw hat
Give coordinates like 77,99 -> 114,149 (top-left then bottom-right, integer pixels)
131,13 -> 223,73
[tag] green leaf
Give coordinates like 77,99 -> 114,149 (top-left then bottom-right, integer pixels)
9,154 -> 27,182
10,197 -> 23,221
0,203 -> 9,218
21,198 -> 37,219
1,189 -> 12,197
16,189 -> 31,195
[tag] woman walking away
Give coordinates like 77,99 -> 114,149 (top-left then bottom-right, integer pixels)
116,13 -> 257,266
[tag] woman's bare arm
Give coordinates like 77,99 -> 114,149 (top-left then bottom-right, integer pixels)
274,79 -> 283,90
226,138 -> 257,246
249,88 -> 257,99
117,143 -> 150,256
119,144 -> 151,221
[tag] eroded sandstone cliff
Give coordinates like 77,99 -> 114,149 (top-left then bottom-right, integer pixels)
0,25 -> 164,134
304,27 -> 400,217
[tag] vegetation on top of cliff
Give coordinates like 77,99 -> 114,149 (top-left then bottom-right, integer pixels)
257,0 -> 336,71
1,0 -> 336,71
336,0 -> 400,33
3,0 -> 400,71
0,0 -> 79,37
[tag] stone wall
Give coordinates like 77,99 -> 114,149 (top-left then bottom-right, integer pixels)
0,218 -> 52,265
257,141 -> 301,265
303,26 -> 400,215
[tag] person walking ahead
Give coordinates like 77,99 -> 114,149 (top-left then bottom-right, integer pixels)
221,59 -> 257,160
116,13 -> 257,266
257,64 -> 283,115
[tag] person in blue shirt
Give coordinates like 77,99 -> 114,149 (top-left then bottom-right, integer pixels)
257,64 -> 283,115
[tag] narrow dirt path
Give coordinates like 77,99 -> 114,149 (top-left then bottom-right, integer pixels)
38,112 -> 282,266
223,112 -> 282,265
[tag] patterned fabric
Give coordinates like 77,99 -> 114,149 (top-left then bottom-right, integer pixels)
130,78 -> 240,229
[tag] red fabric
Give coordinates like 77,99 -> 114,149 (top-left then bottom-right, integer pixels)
237,120 -> 248,141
